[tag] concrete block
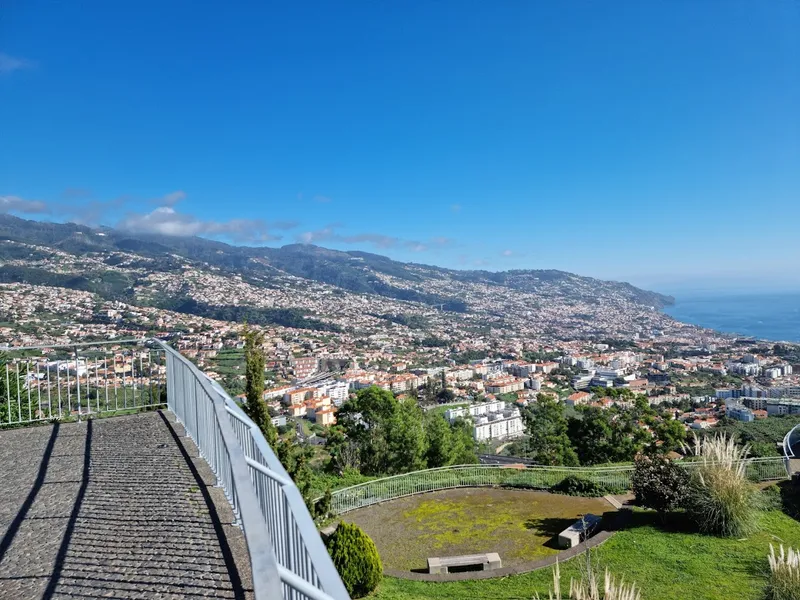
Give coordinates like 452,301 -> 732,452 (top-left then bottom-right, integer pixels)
485,552 -> 502,570
427,557 -> 444,574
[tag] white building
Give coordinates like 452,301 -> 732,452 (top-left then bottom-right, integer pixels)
445,401 -> 524,442
595,368 -> 624,379
319,381 -> 350,406
726,362 -> 761,377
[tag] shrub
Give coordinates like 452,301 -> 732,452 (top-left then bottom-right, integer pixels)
550,475 -> 620,497
314,487 -> 333,522
762,484 -> 784,511
631,455 -> 690,516
325,522 -> 382,598
767,544 -> 800,600
683,434 -> 762,537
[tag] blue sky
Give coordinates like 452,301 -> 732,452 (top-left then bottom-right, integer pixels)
1,1 -> 798,292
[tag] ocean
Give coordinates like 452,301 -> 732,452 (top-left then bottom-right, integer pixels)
663,293 -> 800,343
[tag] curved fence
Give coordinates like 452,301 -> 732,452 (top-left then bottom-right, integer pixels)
162,342 -> 349,600
330,464 -> 632,515
785,423 -> 800,461
329,457 -> 789,515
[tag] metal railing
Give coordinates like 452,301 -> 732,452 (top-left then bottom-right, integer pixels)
1,339 -> 349,600
328,456 -> 790,516
1,339 -> 166,426
680,456 -> 790,482
329,463 -> 635,515
785,423 -> 800,462
161,341 -> 349,600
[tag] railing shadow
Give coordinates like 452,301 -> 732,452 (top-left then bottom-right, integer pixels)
157,411 -> 247,600
42,420 -> 91,600
0,423 -> 60,563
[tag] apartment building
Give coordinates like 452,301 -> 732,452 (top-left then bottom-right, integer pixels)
292,356 -> 319,380
727,404 -> 755,422
444,400 -> 525,442
485,377 -> 525,395
766,399 -> 800,416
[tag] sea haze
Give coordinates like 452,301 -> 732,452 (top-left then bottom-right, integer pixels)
663,293 -> 800,343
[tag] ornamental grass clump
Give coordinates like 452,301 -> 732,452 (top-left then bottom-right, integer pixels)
534,561 -> 641,600
767,544 -> 800,600
683,433 -> 762,538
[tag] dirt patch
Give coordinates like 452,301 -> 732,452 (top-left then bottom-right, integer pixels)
344,488 -> 614,571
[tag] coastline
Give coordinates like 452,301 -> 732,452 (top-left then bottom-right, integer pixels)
662,292 -> 800,344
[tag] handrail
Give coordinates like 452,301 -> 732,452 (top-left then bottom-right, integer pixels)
332,462 -> 635,495
1,338 -> 166,427
326,463 -> 636,515
0,337 -> 350,599
158,341 -> 283,599
325,456 -> 789,515
785,423 -> 800,460
217,382 -> 349,599
156,341 -> 350,600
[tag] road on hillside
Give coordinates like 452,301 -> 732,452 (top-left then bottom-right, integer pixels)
478,454 -> 537,466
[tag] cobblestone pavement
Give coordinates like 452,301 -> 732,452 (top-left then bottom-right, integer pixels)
0,411 -> 253,599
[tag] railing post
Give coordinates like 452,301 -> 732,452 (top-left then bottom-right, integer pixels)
74,346 -> 81,422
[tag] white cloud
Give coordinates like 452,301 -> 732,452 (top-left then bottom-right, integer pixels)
0,53 -> 33,74
0,195 -> 49,214
297,224 -> 449,252
62,187 -> 93,199
118,206 -> 283,242
502,249 -> 513,256
160,190 -> 186,206
314,195 -> 332,203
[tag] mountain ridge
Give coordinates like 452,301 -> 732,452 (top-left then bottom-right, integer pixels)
0,214 -> 674,318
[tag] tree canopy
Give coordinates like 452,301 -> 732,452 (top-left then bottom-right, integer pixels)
519,394 -> 579,466
332,386 -> 478,476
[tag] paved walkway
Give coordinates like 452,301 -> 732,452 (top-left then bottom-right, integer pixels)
0,411 -> 252,599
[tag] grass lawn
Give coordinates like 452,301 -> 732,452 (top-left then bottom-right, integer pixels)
345,488 -> 613,571
426,404 -> 468,417
371,508 -> 800,600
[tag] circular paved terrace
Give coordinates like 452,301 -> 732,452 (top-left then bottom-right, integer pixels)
343,487 -> 617,575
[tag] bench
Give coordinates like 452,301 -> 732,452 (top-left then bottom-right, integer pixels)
427,553 -> 502,574
558,514 -> 602,549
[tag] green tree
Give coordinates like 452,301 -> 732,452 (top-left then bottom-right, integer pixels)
276,437 -> 317,511
325,425 -> 361,474
521,395 -> 579,466
424,412 -> 454,468
337,386 -> 398,475
387,399 -> 427,473
450,417 -> 479,464
653,418 -> 687,453
568,406 -> 650,465
242,327 -> 277,446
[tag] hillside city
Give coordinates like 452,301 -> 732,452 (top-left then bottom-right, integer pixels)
3,4 -> 799,599
1,227 -> 799,455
